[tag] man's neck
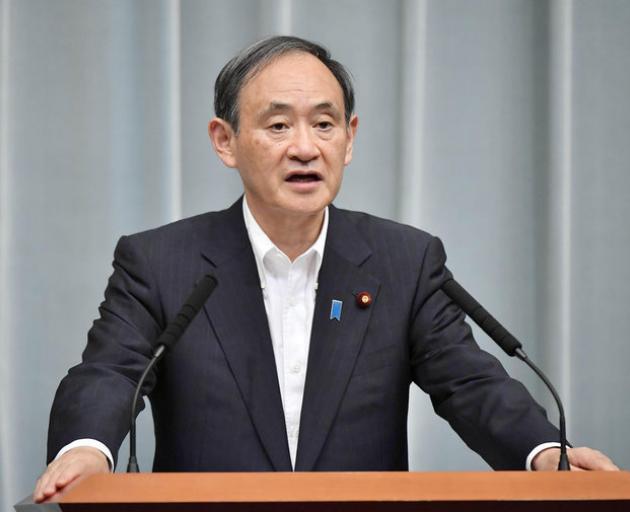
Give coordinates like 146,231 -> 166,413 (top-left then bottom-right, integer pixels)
246,198 -> 325,262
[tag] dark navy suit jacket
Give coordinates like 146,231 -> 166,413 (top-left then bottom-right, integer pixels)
47,198 -> 559,470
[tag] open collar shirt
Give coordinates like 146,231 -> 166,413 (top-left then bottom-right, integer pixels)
242,196 -> 328,468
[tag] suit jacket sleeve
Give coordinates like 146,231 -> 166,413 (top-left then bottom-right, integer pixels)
408,236 -> 560,469
47,234 -> 164,466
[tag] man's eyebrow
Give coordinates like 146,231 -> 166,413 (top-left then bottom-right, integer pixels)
313,101 -> 342,118
258,101 -> 342,119
259,102 -> 291,118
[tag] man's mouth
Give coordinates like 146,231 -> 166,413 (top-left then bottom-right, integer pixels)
285,172 -> 322,183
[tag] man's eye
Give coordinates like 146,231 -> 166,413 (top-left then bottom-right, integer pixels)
317,121 -> 333,130
270,123 -> 288,131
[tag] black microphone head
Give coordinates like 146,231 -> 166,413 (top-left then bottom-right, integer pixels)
442,279 -> 479,315
187,274 -> 218,312
154,274 -> 218,353
442,278 -> 522,356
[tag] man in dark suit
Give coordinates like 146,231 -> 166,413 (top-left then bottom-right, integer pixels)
34,35 -> 617,503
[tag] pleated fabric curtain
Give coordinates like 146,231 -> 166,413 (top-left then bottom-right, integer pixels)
1,0 -> 629,505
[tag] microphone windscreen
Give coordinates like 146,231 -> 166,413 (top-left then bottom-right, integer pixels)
186,274 -> 218,312
156,274 -> 218,351
442,278 -> 522,356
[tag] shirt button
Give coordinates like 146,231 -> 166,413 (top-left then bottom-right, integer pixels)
290,363 -> 302,374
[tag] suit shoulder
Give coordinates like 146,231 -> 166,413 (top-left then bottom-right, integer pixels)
330,207 -> 446,270
334,207 -> 435,246
331,207 -> 449,295
119,205 -> 236,249
123,211 -> 215,241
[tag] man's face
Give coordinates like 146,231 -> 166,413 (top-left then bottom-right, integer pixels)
211,52 -> 358,223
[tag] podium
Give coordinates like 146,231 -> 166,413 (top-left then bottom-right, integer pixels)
17,471 -> 630,511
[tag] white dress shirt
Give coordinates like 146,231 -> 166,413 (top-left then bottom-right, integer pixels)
242,196 -> 328,468
56,198 -> 556,470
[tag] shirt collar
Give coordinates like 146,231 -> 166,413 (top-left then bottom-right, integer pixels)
242,195 -> 328,289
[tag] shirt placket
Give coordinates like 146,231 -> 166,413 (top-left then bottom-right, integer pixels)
282,259 -> 309,468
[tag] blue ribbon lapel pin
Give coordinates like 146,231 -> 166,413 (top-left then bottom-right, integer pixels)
330,299 -> 343,321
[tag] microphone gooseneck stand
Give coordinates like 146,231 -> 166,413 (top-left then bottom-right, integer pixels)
441,278 -> 570,471
127,274 -> 218,472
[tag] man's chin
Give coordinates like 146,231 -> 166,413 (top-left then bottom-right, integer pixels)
281,199 -> 332,218
246,190 -> 335,223
274,190 -> 334,214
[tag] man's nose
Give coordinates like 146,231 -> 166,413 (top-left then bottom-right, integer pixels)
287,125 -> 320,163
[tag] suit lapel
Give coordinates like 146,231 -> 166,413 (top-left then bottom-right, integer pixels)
197,199 -> 292,471
295,207 -> 380,471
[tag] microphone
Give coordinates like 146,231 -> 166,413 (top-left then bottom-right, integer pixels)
127,274 -> 218,472
441,278 -> 570,471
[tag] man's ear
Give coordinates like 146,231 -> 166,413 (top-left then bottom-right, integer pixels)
344,114 -> 359,166
208,117 -> 238,168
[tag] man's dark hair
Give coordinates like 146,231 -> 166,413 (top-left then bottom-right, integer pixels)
214,35 -> 355,132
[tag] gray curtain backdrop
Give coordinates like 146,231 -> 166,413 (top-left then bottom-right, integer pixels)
1,0 -> 629,505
